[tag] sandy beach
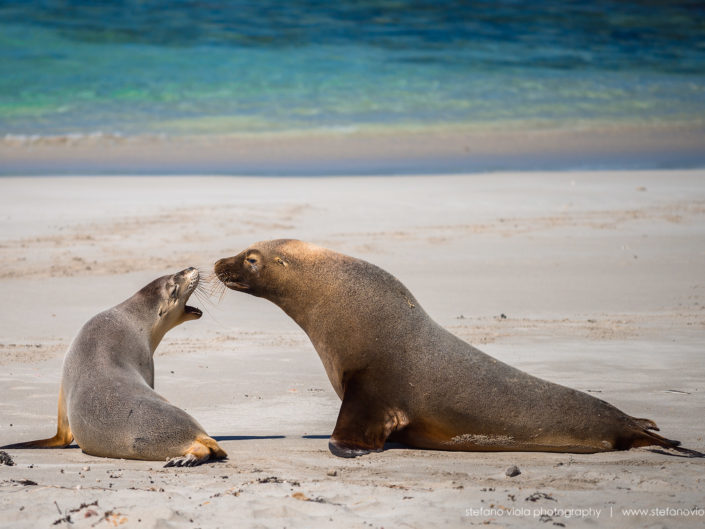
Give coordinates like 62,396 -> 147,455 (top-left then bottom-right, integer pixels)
1,171 -> 704,528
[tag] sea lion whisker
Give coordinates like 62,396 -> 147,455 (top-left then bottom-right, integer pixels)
190,271 -> 222,297
199,277 -> 228,302
197,281 -> 219,298
192,289 -> 219,309
197,269 -> 216,281
204,276 -> 224,290
191,292 -> 220,319
215,282 -> 228,303
207,281 -> 229,304
197,275 -> 222,291
195,266 -> 219,284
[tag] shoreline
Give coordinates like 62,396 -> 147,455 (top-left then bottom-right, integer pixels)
2,121 -> 704,175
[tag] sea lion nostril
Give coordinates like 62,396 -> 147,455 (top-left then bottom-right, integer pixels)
214,265 -> 231,281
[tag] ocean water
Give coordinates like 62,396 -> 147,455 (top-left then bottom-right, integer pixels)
1,0 -> 704,140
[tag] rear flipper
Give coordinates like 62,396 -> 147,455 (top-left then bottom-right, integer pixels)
627,428 -> 680,450
164,435 -> 227,468
626,423 -> 704,457
1,385 -> 73,449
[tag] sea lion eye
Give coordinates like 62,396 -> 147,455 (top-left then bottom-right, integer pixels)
246,257 -> 257,264
170,285 -> 178,298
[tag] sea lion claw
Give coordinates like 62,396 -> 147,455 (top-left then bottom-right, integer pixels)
164,453 -> 201,468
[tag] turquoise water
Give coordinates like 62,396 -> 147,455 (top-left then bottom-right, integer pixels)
1,1 -> 704,137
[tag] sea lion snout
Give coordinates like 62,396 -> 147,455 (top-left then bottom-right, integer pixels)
214,255 -> 251,291
167,267 -> 202,320
214,256 -> 237,280
179,267 -> 200,294
214,257 -> 231,276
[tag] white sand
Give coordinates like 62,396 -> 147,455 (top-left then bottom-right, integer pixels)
0,171 -> 703,528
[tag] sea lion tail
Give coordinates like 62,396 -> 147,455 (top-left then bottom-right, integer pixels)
1,385 -> 73,450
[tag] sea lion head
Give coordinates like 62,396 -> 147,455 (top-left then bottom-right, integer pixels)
214,239 -> 309,300
129,267 -> 203,351
138,267 -> 203,328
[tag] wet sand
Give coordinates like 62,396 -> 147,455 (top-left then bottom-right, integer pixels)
2,122 -> 704,175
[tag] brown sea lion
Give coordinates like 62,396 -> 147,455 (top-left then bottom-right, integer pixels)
3,268 -> 227,467
215,239 -> 697,458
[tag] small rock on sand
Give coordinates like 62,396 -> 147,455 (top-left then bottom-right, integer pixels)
505,465 -> 521,477
0,451 -> 14,466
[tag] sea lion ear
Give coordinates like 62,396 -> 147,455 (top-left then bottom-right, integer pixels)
274,257 -> 288,267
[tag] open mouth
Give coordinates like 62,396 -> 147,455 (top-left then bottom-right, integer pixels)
215,270 -> 249,291
184,305 -> 203,317
183,270 -> 202,317
224,280 -> 249,291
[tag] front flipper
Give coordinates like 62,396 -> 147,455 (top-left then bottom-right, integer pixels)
329,373 -> 406,458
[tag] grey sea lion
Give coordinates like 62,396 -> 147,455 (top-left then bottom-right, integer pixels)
3,268 -> 227,467
214,239 -> 696,458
